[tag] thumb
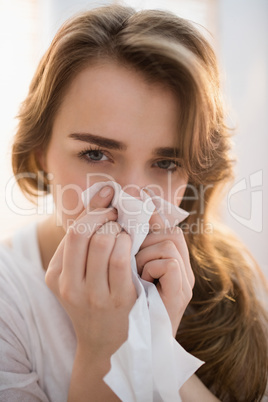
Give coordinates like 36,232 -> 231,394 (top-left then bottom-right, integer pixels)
77,185 -> 115,221
88,185 -> 115,210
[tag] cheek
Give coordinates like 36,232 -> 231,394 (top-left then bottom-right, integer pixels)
48,173 -> 85,229
47,159 -> 115,229
45,150 -> 84,227
155,176 -> 188,206
172,179 -> 188,206
142,173 -> 188,204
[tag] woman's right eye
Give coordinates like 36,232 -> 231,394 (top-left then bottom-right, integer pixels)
78,148 -> 109,163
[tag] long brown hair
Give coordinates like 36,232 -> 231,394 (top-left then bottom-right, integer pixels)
12,5 -> 267,400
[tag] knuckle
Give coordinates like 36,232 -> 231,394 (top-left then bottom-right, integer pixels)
105,221 -> 121,234
111,294 -> 123,309
67,223 -> 89,240
59,282 -> 77,305
45,264 -> 60,290
166,258 -> 179,272
91,232 -> 113,249
44,269 -> 54,289
161,240 -> 175,254
185,286 -> 193,302
66,226 -> 77,241
90,207 -> 116,218
110,253 -> 129,270
85,292 -> 105,309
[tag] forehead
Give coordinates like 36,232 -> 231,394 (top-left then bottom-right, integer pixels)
52,62 -> 180,148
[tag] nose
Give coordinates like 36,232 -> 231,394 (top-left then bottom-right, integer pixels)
120,183 -> 143,199
115,168 -> 146,199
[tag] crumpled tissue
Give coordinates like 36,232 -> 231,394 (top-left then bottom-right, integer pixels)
82,181 -> 203,402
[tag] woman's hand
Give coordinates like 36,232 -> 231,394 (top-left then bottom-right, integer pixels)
135,212 -> 194,336
45,186 -> 137,361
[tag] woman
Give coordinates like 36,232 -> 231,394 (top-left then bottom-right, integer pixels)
1,4 -> 267,401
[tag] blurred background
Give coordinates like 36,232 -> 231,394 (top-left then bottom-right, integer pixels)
0,0 -> 267,277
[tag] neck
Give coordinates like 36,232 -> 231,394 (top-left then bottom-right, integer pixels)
37,214 -> 65,271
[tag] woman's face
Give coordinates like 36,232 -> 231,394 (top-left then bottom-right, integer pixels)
44,62 -> 188,230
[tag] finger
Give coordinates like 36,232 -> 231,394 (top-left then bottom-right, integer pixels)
136,240 -> 193,296
142,258 -> 193,334
142,258 -> 193,303
108,231 -> 134,299
88,185 -> 115,211
141,226 -> 182,249
61,208 -> 118,291
149,209 -> 166,233
74,185 -> 116,223
136,239 -> 178,276
71,206 -> 117,239
141,258 -> 181,291
45,235 -> 66,295
140,227 -> 194,288
85,221 -> 122,299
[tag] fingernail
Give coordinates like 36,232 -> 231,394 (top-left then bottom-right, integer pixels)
99,186 -> 112,198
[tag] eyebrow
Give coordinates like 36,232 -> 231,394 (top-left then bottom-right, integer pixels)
69,132 -> 180,157
69,132 -> 127,150
153,147 -> 181,158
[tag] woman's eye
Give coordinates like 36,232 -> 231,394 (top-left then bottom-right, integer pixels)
155,160 -> 177,170
80,149 -> 109,162
88,150 -> 107,161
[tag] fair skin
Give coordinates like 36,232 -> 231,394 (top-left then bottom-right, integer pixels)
40,62 -> 219,401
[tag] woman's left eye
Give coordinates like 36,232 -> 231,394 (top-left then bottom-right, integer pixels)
154,160 -> 178,170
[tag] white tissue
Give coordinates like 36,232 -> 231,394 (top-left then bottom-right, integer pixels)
82,181 -> 203,402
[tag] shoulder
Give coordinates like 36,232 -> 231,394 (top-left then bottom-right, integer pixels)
0,221 -> 42,272
0,240 -> 21,282
0,236 -> 12,248
0,222 -> 46,312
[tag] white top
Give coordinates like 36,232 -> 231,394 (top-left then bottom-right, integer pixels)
0,223 -> 76,402
0,221 -> 267,401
